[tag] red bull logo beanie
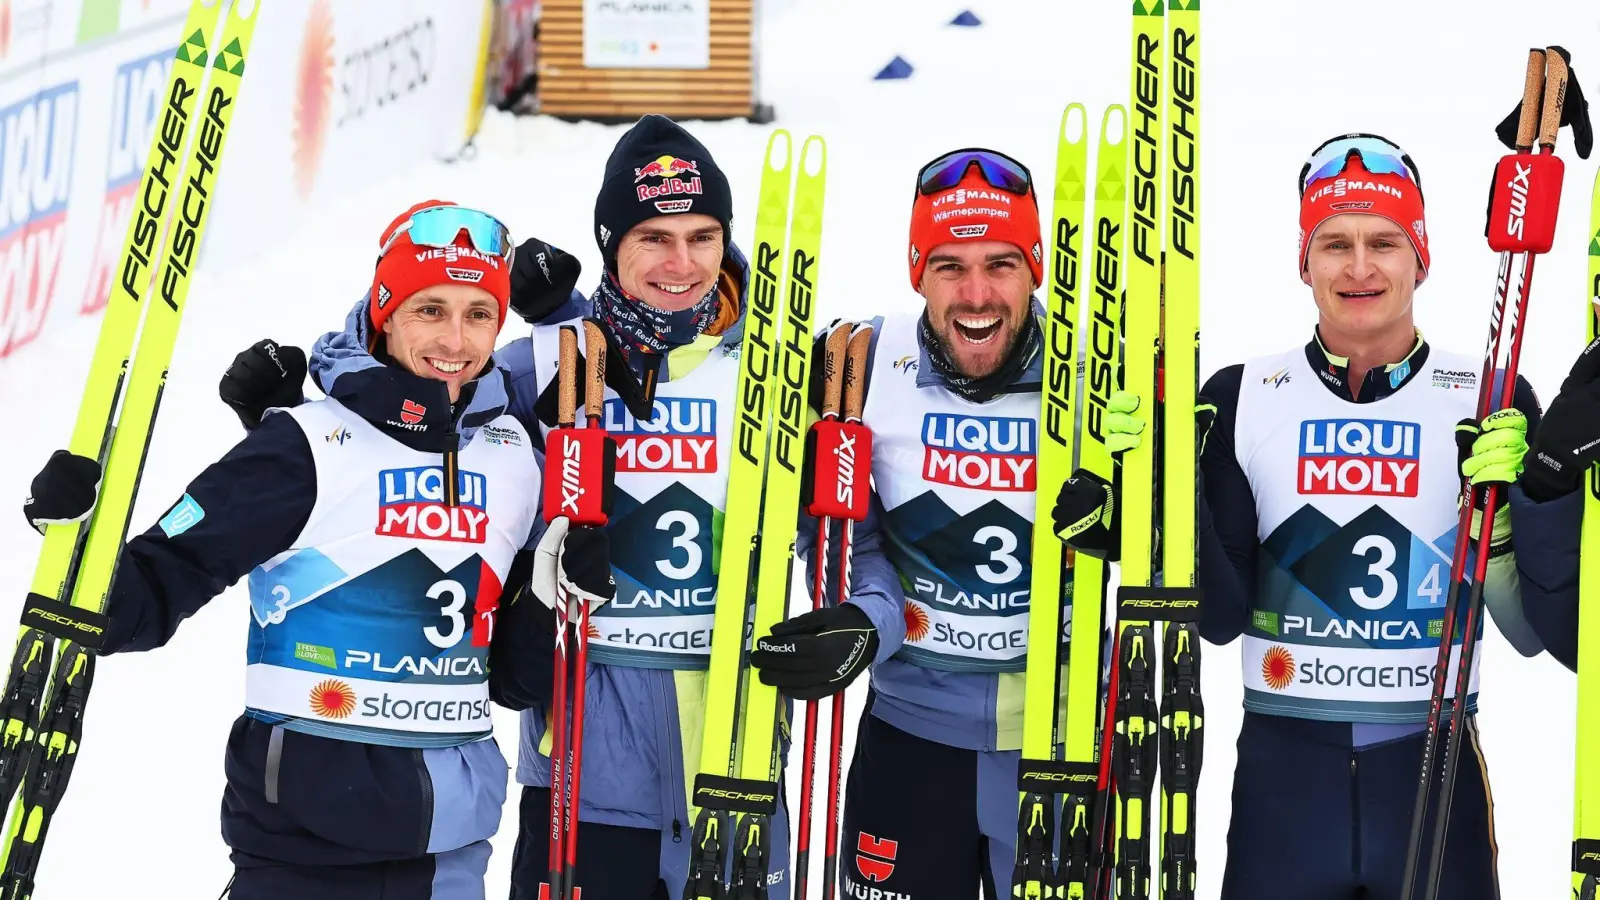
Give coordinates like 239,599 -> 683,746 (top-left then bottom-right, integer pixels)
594,114 -> 734,276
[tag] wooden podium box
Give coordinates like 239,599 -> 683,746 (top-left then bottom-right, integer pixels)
536,0 -> 773,122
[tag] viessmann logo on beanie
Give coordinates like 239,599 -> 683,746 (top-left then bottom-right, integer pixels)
594,114 -> 734,275
907,169 -> 1044,290
1298,156 -> 1430,281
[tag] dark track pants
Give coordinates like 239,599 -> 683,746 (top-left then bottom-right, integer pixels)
509,784 -> 793,899
509,786 -> 671,900
840,711 -> 1025,900
227,842 -> 491,900
1221,712 -> 1500,900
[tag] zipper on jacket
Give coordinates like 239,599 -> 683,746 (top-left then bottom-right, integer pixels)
414,748 -> 435,855
660,676 -> 688,843
443,446 -> 461,507
444,401 -> 464,507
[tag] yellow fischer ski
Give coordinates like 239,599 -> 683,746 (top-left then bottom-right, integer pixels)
686,132 -> 827,900
1066,105 -> 1129,900
0,1 -> 258,893
1157,3 -> 1203,898
1014,102 -> 1090,900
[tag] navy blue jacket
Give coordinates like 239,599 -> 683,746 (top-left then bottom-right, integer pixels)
1508,488 -> 1584,671
101,298 -> 549,867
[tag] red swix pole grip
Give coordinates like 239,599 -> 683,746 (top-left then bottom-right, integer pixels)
1487,153 -> 1564,253
806,422 -> 871,521
544,322 -> 615,527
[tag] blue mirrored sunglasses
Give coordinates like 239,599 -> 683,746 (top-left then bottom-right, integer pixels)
1299,134 -> 1423,196
380,206 -> 515,263
917,148 -> 1034,197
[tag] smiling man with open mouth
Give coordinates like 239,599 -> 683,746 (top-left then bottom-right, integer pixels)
909,148 -> 1045,393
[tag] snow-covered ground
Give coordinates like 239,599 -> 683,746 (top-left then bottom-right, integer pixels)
1,1 -> 1596,897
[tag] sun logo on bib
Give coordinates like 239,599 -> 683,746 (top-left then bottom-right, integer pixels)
309,679 -> 357,718
903,602 -> 931,642
1261,646 -> 1297,690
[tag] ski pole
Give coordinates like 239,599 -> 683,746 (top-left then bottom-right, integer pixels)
541,325 -> 579,900
541,321 -> 617,900
795,322 -> 851,900
1422,48 -> 1572,900
1401,46 -> 1571,900
564,320 -> 611,899
826,323 -> 875,900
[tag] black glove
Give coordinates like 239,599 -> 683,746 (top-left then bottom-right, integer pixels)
23,450 -> 102,534
509,237 -> 582,324
1522,335 -> 1600,500
1053,468 -> 1120,561
219,339 -> 306,430
750,603 -> 878,701
532,519 -> 616,617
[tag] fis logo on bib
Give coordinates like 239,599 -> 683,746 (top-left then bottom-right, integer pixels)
377,467 -> 489,543
921,414 -> 1036,491
604,397 -> 717,473
1297,419 -> 1420,497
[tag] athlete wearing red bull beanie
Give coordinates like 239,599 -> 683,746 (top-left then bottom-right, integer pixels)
494,113 -> 901,900
1052,133 -> 1572,897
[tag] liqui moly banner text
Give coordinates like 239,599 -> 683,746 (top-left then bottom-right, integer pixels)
0,0 -> 496,363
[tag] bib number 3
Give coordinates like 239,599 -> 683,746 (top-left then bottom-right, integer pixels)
424,578 -> 499,649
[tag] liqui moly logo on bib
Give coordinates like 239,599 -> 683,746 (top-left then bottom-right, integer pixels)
377,467 -> 490,543
1298,419 -> 1420,497
604,397 -> 718,473
921,414 -> 1036,491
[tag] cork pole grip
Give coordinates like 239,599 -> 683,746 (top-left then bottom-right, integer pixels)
843,325 -> 873,422
557,325 -> 578,429
819,325 -> 850,420
582,319 -> 606,423
1539,48 -> 1569,150
1514,48 -> 1546,151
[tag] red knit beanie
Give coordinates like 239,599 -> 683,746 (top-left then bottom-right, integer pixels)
908,169 -> 1044,290
370,200 -> 512,333
1299,156 -> 1430,282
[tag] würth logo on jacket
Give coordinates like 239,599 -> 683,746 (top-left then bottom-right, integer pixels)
921,413 -> 1036,491
855,832 -> 899,883
389,399 -> 427,431
604,397 -> 717,473
377,467 -> 489,543
1297,419 -> 1420,497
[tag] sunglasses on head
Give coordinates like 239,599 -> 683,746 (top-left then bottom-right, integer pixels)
917,148 -> 1035,198
379,205 -> 516,264
1299,133 -> 1423,198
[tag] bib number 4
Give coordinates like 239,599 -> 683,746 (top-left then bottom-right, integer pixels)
1348,534 -> 1446,612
